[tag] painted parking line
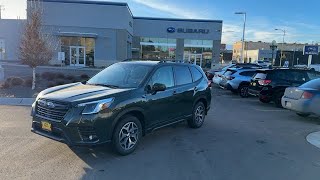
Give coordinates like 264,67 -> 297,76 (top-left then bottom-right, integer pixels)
307,131 -> 320,149
252,108 -> 288,112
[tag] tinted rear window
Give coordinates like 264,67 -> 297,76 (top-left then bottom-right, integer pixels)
300,78 -> 320,89
253,72 -> 267,79
174,66 -> 193,85
307,71 -> 320,80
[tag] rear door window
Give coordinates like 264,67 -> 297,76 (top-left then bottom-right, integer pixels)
190,66 -> 203,82
174,66 -> 193,86
240,71 -> 256,77
287,71 -> 307,82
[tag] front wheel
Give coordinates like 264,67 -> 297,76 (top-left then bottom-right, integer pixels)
188,102 -> 206,128
112,115 -> 142,156
239,85 -> 249,98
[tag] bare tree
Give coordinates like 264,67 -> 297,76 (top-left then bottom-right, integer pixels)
19,0 -> 58,90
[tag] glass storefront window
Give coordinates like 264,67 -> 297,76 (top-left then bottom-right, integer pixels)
140,37 -> 176,60
60,36 -> 95,66
184,39 -> 213,68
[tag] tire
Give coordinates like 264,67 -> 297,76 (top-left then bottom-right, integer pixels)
259,97 -> 271,103
239,85 -> 249,98
273,91 -> 284,108
112,115 -> 142,156
188,102 -> 206,129
296,113 -> 310,117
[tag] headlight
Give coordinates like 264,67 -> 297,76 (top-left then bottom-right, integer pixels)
78,98 -> 114,115
32,91 -> 44,108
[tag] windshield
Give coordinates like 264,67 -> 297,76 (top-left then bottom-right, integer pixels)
87,63 -> 152,88
300,78 -> 320,89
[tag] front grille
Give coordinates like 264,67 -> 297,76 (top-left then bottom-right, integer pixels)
78,126 -> 98,141
36,99 -> 69,122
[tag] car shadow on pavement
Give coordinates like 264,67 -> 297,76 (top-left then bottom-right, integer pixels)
68,122 -> 189,180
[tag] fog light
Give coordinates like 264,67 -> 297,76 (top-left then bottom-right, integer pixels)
89,135 -> 98,141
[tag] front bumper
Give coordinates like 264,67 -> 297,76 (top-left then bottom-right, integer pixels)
31,113 -> 114,146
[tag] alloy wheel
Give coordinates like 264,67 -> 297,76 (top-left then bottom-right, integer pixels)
195,105 -> 205,125
118,122 -> 139,151
240,86 -> 248,97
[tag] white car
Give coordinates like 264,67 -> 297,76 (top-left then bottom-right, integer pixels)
310,64 -> 320,72
254,60 -> 272,68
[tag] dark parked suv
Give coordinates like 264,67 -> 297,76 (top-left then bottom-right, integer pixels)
31,61 -> 211,155
248,68 -> 320,107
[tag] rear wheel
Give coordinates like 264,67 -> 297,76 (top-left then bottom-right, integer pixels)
239,85 -> 249,98
273,91 -> 284,108
296,113 -> 310,117
112,115 -> 142,156
188,102 -> 206,129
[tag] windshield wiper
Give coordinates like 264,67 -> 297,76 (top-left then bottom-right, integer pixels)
88,83 -> 120,88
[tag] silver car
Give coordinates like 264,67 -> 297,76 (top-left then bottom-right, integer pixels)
219,68 -> 257,97
282,78 -> 320,117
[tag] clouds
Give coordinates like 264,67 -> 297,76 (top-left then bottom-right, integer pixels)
131,0 -> 211,19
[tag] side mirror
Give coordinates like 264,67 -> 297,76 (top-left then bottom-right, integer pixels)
152,83 -> 166,93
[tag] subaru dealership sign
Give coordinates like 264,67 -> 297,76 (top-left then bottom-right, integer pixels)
167,27 -> 209,34
167,27 -> 176,33
303,45 -> 319,55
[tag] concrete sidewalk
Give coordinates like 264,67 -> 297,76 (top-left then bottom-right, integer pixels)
0,98 -> 35,106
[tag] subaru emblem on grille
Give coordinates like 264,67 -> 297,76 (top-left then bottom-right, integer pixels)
46,102 -> 55,109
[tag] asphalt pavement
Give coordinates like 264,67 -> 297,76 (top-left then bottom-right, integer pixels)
0,86 -> 320,180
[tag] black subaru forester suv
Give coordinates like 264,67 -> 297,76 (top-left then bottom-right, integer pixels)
31,61 -> 212,155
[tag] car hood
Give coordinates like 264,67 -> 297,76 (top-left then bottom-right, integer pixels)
40,83 -> 133,103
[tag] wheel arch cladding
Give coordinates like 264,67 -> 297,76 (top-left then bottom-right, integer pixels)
196,98 -> 208,114
112,109 -> 146,138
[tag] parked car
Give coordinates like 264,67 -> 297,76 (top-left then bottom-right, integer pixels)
248,68 -> 320,107
282,78 -> 320,117
219,68 -> 257,97
211,63 -> 261,85
31,60 -> 212,155
309,64 -> 320,72
254,60 -> 272,68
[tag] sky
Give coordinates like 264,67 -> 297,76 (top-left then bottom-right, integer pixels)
1,0 -> 320,46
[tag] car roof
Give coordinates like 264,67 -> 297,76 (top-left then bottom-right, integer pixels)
120,60 -> 197,67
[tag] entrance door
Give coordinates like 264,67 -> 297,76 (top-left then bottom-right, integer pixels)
185,53 -> 203,67
70,46 -> 86,66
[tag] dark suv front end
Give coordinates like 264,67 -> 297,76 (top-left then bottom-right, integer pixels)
31,96 -> 120,146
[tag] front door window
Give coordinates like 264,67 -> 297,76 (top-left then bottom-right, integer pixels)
70,46 -> 86,66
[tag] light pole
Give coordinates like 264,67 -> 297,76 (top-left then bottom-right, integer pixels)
275,28 -> 286,66
235,12 -> 246,63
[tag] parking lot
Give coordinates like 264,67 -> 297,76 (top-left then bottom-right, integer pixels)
0,86 -> 320,180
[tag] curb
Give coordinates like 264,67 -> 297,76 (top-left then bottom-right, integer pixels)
306,131 -> 320,149
0,98 -> 35,106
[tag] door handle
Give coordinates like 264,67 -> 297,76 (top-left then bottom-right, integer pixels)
173,91 -> 178,95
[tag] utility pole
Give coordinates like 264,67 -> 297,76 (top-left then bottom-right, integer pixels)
275,28 -> 286,66
0,5 -> 4,19
235,12 -> 247,63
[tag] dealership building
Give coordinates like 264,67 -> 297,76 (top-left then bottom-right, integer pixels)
2,0 -> 223,68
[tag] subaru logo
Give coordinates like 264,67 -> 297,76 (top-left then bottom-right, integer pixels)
46,102 -> 55,109
167,27 -> 175,33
